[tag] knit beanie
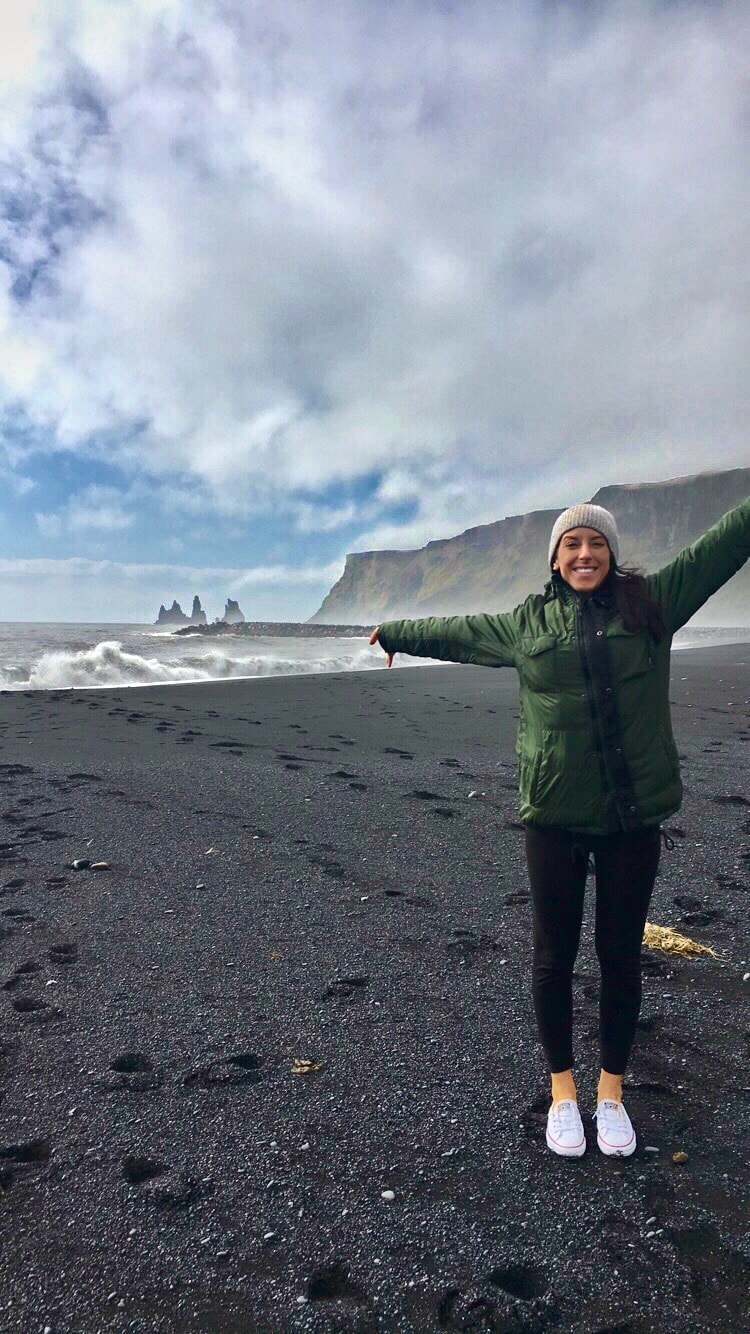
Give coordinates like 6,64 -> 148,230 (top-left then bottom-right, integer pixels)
548,503 -> 620,569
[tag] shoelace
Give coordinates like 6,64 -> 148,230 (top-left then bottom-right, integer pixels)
551,1101 -> 581,1130
593,1099 -> 626,1124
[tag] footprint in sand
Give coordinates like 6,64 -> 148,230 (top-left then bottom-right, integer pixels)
306,1264 -> 370,1305
49,942 -> 78,966
183,1053 -> 264,1088
306,853 -> 346,881
0,878 -> 25,896
2,959 -> 42,991
436,1266 -> 551,1328
322,976 -> 369,1000
3,907 -> 35,923
0,1139 -> 51,1190
10,996 -> 59,1021
670,1224 -> 750,1324
106,1052 -> 163,1092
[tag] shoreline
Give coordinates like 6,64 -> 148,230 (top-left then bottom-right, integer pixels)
0,644 -> 748,1331
1,630 -> 748,695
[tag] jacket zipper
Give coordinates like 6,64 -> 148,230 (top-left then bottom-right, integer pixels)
575,594 -> 626,829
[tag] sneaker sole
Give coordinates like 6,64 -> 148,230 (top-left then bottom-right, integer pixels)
546,1129 -> 586,1158
597,1131 -> 636,1157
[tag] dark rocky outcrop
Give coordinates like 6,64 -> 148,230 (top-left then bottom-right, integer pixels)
190,595 -> 207,626
223,598 -> 246,625
310,468 -> 750,625
155,596 -> 207,627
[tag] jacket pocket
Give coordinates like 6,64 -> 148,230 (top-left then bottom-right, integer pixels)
606,624 -> 655,681
518,633 -> 560,693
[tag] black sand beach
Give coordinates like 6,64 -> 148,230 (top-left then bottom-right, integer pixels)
0,645 -> 749,1333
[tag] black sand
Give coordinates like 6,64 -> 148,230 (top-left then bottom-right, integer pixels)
0,644 -> 749,1333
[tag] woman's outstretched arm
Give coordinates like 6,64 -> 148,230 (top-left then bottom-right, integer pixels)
370,610 -> 520,668
645,496 -> 750,633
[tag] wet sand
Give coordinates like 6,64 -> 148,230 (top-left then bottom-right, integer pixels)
0,643 -> 748,1332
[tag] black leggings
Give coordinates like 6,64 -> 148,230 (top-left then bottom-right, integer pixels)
524,824 -> 662,1075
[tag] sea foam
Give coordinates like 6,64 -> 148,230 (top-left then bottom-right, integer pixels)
0,638 -> 429,691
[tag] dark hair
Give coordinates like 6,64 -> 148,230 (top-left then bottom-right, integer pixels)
606,560 -> 666,642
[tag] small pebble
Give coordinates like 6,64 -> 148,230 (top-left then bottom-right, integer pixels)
644,1146 -> 660,1154
646,1215 -> 657,1225
672,1150 -> 689,1165
71,859 -> 91,870
381,1190 -> 395,1202
90,862 -> 110,871
742,973 -> 749,983
45,980 -> 58,987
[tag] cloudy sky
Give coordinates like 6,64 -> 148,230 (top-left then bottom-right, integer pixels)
1,0 -> 748,623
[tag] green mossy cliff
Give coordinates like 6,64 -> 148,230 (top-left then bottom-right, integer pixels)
310,468 -> 750,625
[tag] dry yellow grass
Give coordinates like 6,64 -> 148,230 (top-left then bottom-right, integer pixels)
642,921 -> 723,958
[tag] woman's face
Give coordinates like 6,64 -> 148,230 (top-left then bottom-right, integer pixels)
552,526 -> 611,593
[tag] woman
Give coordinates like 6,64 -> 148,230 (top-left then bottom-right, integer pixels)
370,497 -> 750,1158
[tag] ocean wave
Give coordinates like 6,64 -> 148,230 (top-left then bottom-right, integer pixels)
0,639 -> 431,691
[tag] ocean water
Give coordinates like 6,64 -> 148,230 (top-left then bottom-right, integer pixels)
0,622 -> 747,692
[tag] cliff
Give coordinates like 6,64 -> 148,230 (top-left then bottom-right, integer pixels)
310,468 -> 750,625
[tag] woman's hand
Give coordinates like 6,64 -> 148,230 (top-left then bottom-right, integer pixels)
369,626 -> 394,668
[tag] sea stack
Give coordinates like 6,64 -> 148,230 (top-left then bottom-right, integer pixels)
223,598 -> 246,625
155,597 -> 208,626
156,600 -> 190,626
191,595 -> 208,626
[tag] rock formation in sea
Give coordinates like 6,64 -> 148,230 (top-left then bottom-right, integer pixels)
155,596 -> 208,627
190,595 -> 208,626
309,467 -> 750,626
223,598 -> 246,624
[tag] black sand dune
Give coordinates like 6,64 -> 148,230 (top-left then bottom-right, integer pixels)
0,644 -> 748,1332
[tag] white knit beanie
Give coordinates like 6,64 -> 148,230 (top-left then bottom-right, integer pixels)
548,503 -> 620,569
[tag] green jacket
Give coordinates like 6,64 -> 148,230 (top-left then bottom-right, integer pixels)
376,498 -> 750,834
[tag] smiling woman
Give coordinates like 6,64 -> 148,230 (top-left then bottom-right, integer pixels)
372,495 -> 750,1160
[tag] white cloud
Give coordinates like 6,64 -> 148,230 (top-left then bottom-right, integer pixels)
0,0 -> 748,546
35,484 -> 136,536
0,555 -> 342,586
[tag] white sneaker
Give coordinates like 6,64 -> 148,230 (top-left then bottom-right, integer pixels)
594,1099 -> 636,1157
546,1099 -> 586,1157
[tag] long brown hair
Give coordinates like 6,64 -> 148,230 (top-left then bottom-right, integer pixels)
605,561 -> 666,642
